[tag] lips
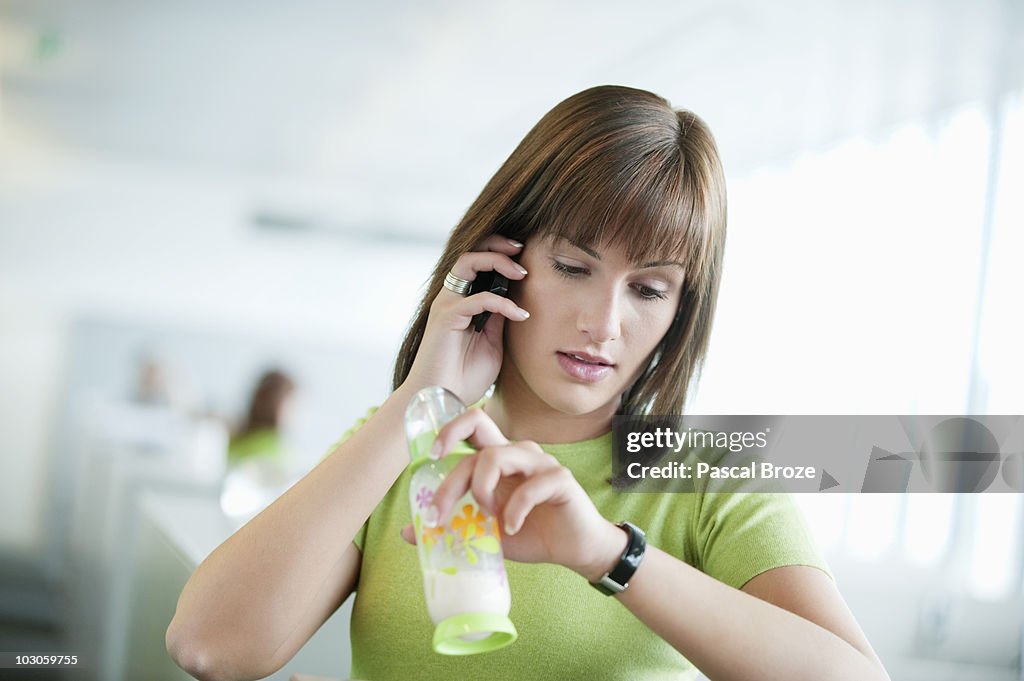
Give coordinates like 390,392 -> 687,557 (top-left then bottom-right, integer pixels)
556,351 -> 615,383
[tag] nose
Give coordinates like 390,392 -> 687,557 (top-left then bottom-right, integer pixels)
576,288 -> 621,344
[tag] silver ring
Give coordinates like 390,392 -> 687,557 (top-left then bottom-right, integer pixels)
443,271 -> 473,296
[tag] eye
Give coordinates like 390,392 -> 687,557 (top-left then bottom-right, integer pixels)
551,259 -> 588,277
633,284 -> 668,301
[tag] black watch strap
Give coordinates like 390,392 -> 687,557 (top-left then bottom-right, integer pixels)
591,521 -> 646,596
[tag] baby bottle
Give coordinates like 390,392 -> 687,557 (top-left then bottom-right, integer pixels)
405,386 -> 517,655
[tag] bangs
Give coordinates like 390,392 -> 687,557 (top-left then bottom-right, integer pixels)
527,139 -> 716,288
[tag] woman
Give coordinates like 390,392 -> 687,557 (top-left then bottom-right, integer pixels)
167,85 -> 890,681
226,369 -> 296,470
221,369 -> 297,518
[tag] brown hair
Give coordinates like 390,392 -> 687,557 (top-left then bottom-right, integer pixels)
236,369 -> 296,438
393,85 -> 727,417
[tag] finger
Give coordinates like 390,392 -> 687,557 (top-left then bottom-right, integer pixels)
447,292 -> 529,330
448,251 -> 528,284
434,407 -> 509,455
470,444 -> 554,515
473,234 -> 525,256
401,523 -> 416,545
432,443 -> 558,521
470,449 -> 504,516
429,454 -> 477,523
480,302 -> 507,341
502,467 -> 576,535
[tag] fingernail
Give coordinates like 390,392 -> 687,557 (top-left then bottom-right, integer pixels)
423,505 -> 439,528
507,238 -> 523,248
515,264 -> 528,275
517,308 -> 530,319
505,521 -> 518,535
430,439 -> 443,459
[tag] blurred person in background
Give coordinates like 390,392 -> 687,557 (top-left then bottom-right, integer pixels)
227,368 -> 297,471
133,353 -> 175,407
131,349 -> 200,414
220,369 -> 297,520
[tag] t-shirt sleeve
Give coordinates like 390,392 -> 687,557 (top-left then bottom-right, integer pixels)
320,406 -> 380,552
693,490 -> 832,590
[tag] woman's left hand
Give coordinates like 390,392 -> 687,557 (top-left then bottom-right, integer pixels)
401,408 -> 626,581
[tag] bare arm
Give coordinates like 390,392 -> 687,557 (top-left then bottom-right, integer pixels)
166,382 -> 418,681
613,546 -> 891,681
166,235 -> 529,681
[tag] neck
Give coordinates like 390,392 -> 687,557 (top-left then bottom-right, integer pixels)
483,364 -> 617,444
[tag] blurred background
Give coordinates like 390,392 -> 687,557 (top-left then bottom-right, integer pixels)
1,1 -> 1022,680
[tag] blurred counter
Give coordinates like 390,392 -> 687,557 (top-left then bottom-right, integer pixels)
122,489 -> 354,681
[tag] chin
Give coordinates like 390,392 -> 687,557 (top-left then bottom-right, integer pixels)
535,380 -> 622,418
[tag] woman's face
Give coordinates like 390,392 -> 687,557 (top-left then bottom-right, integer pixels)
501,234 -> 685,419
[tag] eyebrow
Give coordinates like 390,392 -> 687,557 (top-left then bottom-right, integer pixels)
563,237 -> 685,270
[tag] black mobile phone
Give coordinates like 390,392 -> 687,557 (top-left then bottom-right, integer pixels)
469,271 -> 510,332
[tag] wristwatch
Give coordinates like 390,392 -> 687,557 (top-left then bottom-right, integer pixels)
591,521 -> 646,596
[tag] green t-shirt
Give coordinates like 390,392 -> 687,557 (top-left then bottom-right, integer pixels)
227,428 -> 288,466
333,409 -> 830,681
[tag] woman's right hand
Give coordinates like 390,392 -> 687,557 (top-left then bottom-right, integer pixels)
404,234 -> 530,404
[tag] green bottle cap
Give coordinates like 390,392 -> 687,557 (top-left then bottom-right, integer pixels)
432,611 -> 518,655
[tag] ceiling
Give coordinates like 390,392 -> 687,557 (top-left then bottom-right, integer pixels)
1,0 -> 1022,240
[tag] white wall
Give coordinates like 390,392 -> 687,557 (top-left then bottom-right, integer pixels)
0,144 -> 442,561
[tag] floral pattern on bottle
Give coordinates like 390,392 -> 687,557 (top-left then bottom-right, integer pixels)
414,501 -> 502,569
